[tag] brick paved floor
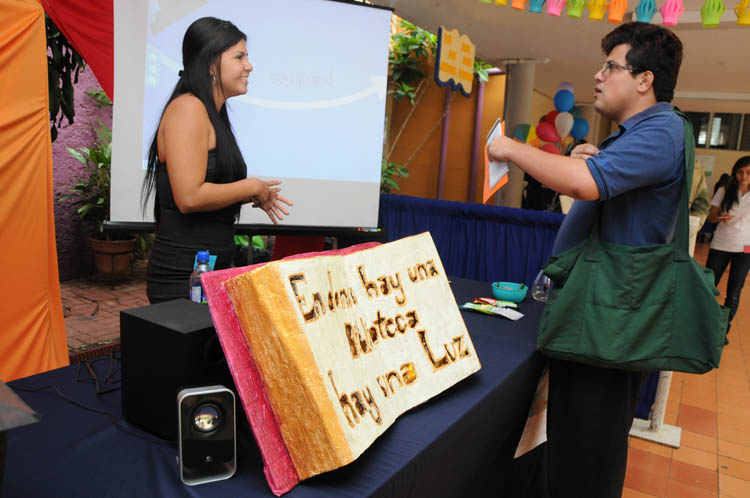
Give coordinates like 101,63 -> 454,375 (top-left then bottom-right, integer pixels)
61,259 -> 149,352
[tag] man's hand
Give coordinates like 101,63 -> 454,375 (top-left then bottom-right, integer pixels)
570,143 -> 600,160
487,135 -> 519,163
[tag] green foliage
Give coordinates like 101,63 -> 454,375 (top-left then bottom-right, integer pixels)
134,233 -> 154,260
86,88 -> 112,108
59,121 -> 112,239
473,60 -> 494,84
381,160 -> 409,194
388,20 -> 437,102
234,235 -> 250,248
46,15 -> 85,142
392,81 -> 417,106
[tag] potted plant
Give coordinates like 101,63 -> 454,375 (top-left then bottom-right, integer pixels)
60,119 -> 135,276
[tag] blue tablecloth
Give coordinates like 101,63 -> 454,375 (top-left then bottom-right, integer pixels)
4,278 -> 545,498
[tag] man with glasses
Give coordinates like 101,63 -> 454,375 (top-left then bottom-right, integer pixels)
489,22 -> 684,497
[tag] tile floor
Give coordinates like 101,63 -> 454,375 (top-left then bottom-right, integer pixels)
60,242 -> 750,497
622,242 -> 750,498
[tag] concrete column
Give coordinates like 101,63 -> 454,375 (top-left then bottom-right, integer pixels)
496,62 -> 535,208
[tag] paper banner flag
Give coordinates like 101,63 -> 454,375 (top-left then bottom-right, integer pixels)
547,0 -> 567,15
567,0 -> 587,16
660,0 -> 685,25
435,27 -> 476,97
635,0 -> 657,21
484,119 -> 510,203
588,0 -> 609,19
700,0 -> 725,26
608,0 -> 628,21
736,0 -> 750,24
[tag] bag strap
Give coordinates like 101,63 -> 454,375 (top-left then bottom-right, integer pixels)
673,108 -> 695,261
583,108 -> 695,261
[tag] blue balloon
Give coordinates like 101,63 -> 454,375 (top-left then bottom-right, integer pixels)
554,90 -> 575,112
570,118 -> 589,140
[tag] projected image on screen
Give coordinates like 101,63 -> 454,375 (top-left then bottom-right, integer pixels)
111,0 -> 392,228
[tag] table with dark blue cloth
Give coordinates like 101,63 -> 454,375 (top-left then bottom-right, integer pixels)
3,278 -> 546,498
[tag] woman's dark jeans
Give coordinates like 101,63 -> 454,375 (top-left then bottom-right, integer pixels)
705,248 -> 750,334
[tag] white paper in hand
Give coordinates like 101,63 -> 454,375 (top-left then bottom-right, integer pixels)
486,119 -> 509,191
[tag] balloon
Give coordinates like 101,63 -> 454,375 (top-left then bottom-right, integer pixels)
527,125 -> 538,144
528,137 -> 541,148
557,81 -> 574,93
536,122 -> 560,143
570,106 -> 582,119
554,89 -> 575,112
514,124 -> 531,142
570,118 -> 590,140
545,110 -> 559,124
540,143 -> 561,155
554,112 -> 574,139
560,136 -> 574,148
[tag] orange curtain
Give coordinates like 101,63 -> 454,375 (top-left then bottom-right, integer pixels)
0,0 -> 68,381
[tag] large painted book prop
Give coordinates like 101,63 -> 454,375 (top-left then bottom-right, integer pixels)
202,232 -> 481,495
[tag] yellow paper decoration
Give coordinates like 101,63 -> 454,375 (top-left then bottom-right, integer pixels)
608,0 -> 628,21
736,0 -> 750,24
435,27 -> 476,97
588,0 -> 609,19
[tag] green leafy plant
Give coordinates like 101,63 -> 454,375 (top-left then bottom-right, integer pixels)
473,60 -> 494,84
86,88 -> 112,108
60,121 -> 112,239
381,160 -> 410,194
387,20 -> 437,106
46,15 -> 85,142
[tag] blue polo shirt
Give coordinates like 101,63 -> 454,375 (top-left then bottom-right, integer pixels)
552,102 -> 686,254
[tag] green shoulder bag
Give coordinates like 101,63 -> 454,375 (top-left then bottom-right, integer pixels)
537,110 -> 729,373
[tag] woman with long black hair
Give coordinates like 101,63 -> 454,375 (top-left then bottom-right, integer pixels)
141,17 -> 292,303
705,156 -> 750,344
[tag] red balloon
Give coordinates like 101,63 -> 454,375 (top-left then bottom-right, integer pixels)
545,110 -> 559,123
536,122 -> 560,143
540,143 -> 561,155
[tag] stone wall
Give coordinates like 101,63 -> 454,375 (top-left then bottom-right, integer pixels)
53,68 -> 112,281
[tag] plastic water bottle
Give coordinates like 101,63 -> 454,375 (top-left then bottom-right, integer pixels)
531,270 -> 553,303
189,250 -> 211,303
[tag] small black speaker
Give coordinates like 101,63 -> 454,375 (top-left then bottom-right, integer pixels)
178,385 -> 236,485
121,299 -> 234,442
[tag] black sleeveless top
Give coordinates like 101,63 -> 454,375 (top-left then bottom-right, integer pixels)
146,150 -> 240,303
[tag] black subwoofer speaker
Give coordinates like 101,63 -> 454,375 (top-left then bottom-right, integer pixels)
121,299 -> 234,442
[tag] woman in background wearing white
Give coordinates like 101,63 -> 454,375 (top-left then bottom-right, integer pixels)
705,156 -> 750,344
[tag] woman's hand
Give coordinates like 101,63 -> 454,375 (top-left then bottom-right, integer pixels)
253,190 -> 293,224
254,180 -> 282,204
717,212 -> 734,223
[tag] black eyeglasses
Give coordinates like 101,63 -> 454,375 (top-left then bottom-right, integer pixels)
599,60 -> 643,75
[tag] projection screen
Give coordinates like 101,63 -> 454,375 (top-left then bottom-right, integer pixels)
111,0 -> 392,230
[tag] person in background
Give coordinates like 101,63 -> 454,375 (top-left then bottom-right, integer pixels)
489,22 -> 685,497
690,158 -> 710,226
141,17 -> 292,304
714,173 -> 732,195
705,156 -> 750,344
698,172 -> 733,242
